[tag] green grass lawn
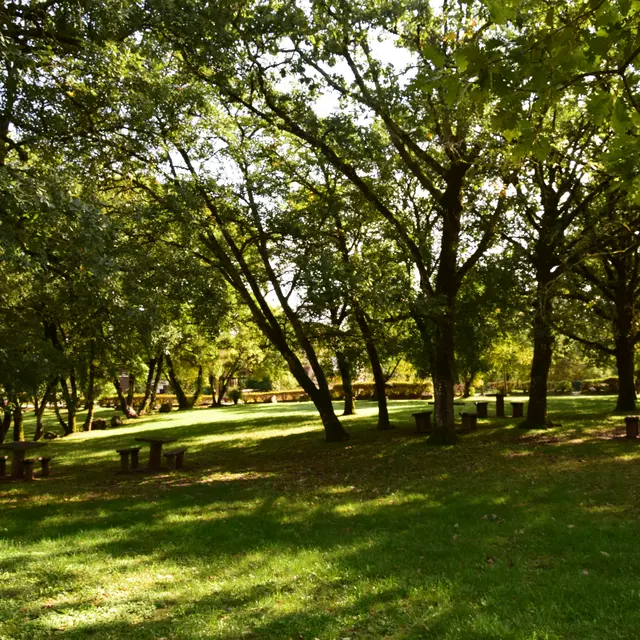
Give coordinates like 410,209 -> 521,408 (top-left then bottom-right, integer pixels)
2,396 -> 640,639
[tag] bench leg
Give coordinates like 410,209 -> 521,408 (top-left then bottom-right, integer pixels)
175,453 -> 184,469
130,450 -> 139,470
0,458 -> 6,478
41,459 -> 51,477
119,453 -> 130,472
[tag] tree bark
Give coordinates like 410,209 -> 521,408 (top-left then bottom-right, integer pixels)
13,402 -> 24,442
190,364 -> 204,408
34,380 -> 56,441
0,398 -> 12,444
615,335 -> 637,411
149,353 -> 164,411
59,377 -> 77,435
522,279 -> 554,429
138,358 -> 157,415
126,372 -> 136,409
114,376 -> 128,414
165,353 -> 190,410
353,309 -> 391,429
429,311 -> 458,445
209,373 -> 219,406
82,359 -> 96,431
336,350 -> 355,416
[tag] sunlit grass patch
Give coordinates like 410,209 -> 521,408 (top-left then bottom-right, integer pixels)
2,396 -> 640,639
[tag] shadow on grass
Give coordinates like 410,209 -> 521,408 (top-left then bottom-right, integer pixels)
4,397 -> 640,639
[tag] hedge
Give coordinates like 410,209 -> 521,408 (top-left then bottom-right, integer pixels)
99,381 -> 433,408
332,381 -> 433,400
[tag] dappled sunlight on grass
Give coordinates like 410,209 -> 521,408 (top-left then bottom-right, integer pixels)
3,396 -> 640,638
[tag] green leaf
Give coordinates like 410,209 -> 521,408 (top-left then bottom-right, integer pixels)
454,50 -> 469,72
611,99 -> 632,134
586,92 -> 613,125
422,43 -> 445,69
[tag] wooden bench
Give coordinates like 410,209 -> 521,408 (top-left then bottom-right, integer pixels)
163,447 -> 188,469
0,456 -> 7,478
412,411 -> 433,433
116,447 -> 142,472
21,458 -> 35,481
460,412 -> 478,431
38,457 -> 52,477
625,416 -> 639,439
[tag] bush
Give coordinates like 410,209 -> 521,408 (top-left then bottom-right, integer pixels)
332,381 -> 433,400
159,401 -> 173,413
228,388 -> 243,404
549,380 -> 572,394
581,377 -> 618,394
243,389 -> 309,403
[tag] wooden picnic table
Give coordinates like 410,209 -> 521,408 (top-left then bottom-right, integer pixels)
134,437 -> 177,471
0,441 -> 48,479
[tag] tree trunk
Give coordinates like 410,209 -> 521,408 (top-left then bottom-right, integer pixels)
190,365 -> 204,408
354,309 -> 391,429
523,281 -> 554,429
165,353 -> 190,410
462,376 -> 473,398
82,359 -> 96,431
209,373 -> 219,406
0,398 -> 12,444
34,380 -> 56,441
138,358 -> 157,415
13,402 -> 24,442
336,350 -> 355,416
59,377 -> 77,435
53,395 -> 68,433
114,376 -> 128,414
615,335 -> 637,411
126,372 -> 136,409
149,353 -> 164,411
429,312 -> 458,445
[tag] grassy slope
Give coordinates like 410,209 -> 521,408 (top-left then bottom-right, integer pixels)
1,396 -> 639,640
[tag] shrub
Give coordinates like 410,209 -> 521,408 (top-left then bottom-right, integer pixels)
332,381 -> 433,400
159,401 -> 173,413
228,388 -> 243,404
581,377 -> 618,394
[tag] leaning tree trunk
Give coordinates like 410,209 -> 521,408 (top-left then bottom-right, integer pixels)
614,334 -> 637,412
429,311 -> 458,445
138,358 -> 157,415
13,402 -> 24,442
33,380 -> 56,441
149,353 -> 164,411
354,309 -> 391,429
523,280 -> 555,429
0,398 -> 12,444
114,377 -> 128,414
165,354 -> 190,410
190,365 -> 204,408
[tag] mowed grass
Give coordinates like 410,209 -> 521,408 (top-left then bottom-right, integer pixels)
2,396 -> 640,640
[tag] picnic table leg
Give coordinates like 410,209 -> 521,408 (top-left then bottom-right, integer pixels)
11,451 -> 26,479
148,443 -> 163,470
